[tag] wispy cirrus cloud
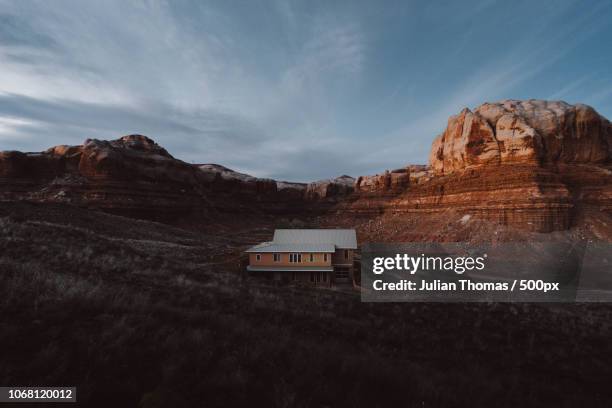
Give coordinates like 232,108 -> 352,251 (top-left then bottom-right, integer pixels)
0,0 -> 611,181
0,0 -> 368,180
371,0 -> 612,170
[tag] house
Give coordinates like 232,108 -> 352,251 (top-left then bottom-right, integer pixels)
245,229 -> 357,286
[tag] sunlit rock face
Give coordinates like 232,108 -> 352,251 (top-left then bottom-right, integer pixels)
0,100 -> 611,235
429,108 -> 501,174
430,100 -> 611,175
304,175 -> 355,200
345,101 -> 612,233
355,166 -> 433,194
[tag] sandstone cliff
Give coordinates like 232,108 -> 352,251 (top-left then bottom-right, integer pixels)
355,165 -> 432,194
430,100 -> 612,175
344,100 -> 612,233
0,135 -> 212,222
305,175 -> 355,200
1,100 -> 611,236
0,135 -> 351,223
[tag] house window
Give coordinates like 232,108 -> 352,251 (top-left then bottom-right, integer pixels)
273,253 -> 281,262
309,253 -> 314,262
290,253 -> 302,263
344,250 -> 349,260
256,254 -> 261,261
323,253 -> 328,262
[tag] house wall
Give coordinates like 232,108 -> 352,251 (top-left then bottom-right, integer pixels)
249,252 -> 332,267
290,271 -> 331,287
247,248 -> 357,286
252,270 -> 332,287
332,248 -> 354,266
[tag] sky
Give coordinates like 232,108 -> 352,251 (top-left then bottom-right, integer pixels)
1,0 -> 612,181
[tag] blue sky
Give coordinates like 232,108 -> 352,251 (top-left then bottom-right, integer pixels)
1,0 -> 611,181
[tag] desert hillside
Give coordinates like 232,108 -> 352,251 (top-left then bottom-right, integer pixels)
1,201 -> 612,407
1,100 -> 612,406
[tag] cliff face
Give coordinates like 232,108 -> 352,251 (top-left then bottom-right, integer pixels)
305,175 -> 355,200
346,100 -> 612,233
355,165 -> 432,194
0,135 -> 352,223
349,171 -> 573,234
0,135 -> 212,222
1,100 -> 611,235
429,100 -> 612,175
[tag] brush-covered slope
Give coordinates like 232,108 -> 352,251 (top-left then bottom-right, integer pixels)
2,201 -> 612,407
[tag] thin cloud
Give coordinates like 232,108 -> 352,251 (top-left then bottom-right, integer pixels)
0,0 -> 611,180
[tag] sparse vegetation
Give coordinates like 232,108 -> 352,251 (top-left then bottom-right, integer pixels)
1,202 -> 612,407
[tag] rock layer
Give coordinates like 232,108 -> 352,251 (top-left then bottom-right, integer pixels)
350,100 -> 612,233
355,165 -> 432,194
0,135 -> 211,222
345,164 -> 577,232
305,175 -> 355,200
1,100 -> 611,234
0,135 -> 351,223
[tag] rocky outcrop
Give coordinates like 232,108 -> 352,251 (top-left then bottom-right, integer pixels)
342,162 -> 610,233
276,181 -> 308,201
408,165 -> 433,185
429,109 -> 501,174
197,164 -> 279,196
0,135 -> 301,221
348,100 -> 612,233
355,165 -> 433,194
0,135 -> 210,221
305,175 -> 355,200
430,100 -> 611,175
197,164 -> 354,202
1,100 -> 610,235
356,169 -> 408,194
0,135 -> 351,222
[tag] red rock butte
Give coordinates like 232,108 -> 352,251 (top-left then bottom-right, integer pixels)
430,100 -> 611,173
0,100 -> 611,235
348,100 -> 612,234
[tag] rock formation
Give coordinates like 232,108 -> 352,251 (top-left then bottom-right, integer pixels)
355,165 -> 433,194
346,100 -> 612,233
0,135 -> 211,221
430,100 -> 612,175
197,163 -> 279,196
305,175 -> 355,200
0,135 -> 352,223
1,100 -> 611,235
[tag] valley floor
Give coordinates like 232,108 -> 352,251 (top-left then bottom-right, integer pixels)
1,202 -> 611,407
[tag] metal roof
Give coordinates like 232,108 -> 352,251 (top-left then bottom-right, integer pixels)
272,229 -> 357,249
245,242 -> 335,253
247,265 -> 334,272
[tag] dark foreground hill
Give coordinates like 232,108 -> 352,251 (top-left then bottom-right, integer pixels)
1,201 -> 612,407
